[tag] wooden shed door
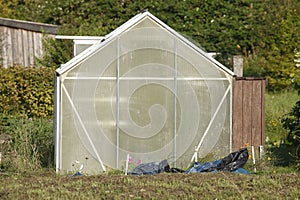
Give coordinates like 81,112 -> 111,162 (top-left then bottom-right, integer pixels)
232,77 -> 267,152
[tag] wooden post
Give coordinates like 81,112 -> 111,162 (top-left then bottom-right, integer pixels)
233,55 -> 243,77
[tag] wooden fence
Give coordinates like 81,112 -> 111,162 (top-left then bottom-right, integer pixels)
232,77 -> 267,152
0,18 -> 58,68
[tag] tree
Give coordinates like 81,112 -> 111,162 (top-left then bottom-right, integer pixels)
3,0 -> 300,91
244,0 -> 300,91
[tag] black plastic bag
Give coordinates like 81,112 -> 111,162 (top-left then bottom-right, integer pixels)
130,159 -> 169,175
216,148 -> 249,171
186,148 -> 249,173
130,148 -> 249,175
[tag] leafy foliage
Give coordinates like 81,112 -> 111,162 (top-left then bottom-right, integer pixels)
281,50 -> 300,169
0,0 -> 18,18
4,0 -> 299,91
36,36 -> 73,68
250,0 -> 300,91
281,101 -> 300,168
0,66 -> 55,118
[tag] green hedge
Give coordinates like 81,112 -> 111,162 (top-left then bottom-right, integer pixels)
0,66 -> 55,118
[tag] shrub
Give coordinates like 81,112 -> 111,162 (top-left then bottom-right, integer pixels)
0,66 -> 55,118
281,101 -> 300,169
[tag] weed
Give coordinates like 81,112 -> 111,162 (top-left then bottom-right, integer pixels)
0,115 -> 53,172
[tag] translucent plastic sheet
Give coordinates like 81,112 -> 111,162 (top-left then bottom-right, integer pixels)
58,15 -> 232,172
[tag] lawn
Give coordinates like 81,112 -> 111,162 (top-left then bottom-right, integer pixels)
0,170 -> 299,199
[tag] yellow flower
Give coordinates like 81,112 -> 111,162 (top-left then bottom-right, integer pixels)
267,157 -> 271,161
271,120 -> 278,127
245,143 -> 249,147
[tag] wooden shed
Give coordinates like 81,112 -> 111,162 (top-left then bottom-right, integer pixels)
0,18 -> 58,68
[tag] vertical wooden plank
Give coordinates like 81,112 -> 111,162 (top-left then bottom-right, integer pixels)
33,32 -> 43,59
251,80 -> 262,147
28,31 -> 34,66
22,29 -> 29,66
233,79 -> 243,150
6,28 -> 13,67
0,26 -> 8,68
39,33 -> 44,57
16,29 -> 23,65
33,32 -> 38,59
261,79 -> 266,147
242,80 -> 253,146
10,28 -> 17,65
11,29 -> 21,65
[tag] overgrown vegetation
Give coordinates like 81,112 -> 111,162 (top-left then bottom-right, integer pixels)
280,50 -> 300,169
0,67 -> 54,172
265,90 -> 299,167
0,115 -> 53,172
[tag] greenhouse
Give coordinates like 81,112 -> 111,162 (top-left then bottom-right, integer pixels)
54,11 -> 235,173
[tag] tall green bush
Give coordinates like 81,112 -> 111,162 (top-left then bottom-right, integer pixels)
0,66 -> 55,118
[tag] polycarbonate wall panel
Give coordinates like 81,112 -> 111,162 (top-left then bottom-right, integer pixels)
58,15 -> 232,172
177,40 -> 228,79
66,39 -> 118,78
75,43 -> 93,56
60,80 -> 105,173
118,80 -> 175,167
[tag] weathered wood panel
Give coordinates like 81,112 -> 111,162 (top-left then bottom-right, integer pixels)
33,32 -> 43,58
0,26 -> 8,67
232,79 -> 243,150
0,18 -> 58,68
0,27 -> 49,67
242,80 -> 253,146
22,29 -> 29,66
252,81 -> 262,147
28,31 -> 34,66
261,80 -> 266,148
6,27 -> 13,66
16,28 -> 23,65
233,78 -> 266,151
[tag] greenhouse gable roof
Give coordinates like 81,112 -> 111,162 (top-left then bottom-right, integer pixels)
56,11 -> 234,76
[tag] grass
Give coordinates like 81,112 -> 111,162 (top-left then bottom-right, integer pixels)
265,89 -> 299,143
0,170 -> 299,199
265,89 -> 299,166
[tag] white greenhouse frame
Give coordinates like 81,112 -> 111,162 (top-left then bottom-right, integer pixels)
54,12 -> 235,173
